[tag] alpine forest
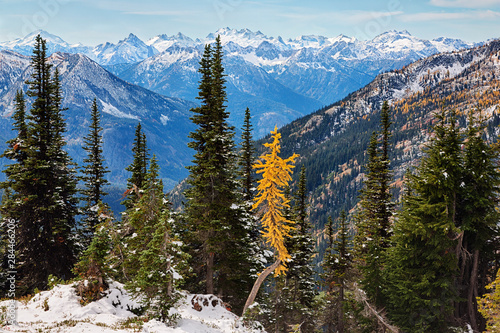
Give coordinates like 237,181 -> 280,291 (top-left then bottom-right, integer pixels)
0,30 -> 500,333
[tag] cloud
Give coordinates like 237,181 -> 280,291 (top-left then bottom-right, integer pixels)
400,10 -> 500,21
430,0 -> 500,8
278,10 -> 403,25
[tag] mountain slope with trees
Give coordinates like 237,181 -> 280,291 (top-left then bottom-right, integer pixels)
0,51 -> 196,188
273,39 -> 500,248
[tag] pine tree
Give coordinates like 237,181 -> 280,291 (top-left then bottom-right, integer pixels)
387,107 -> 462,332
456,109 -> 500,330
239,107 -> 255,202
378,101 -> 393,244
121,155 -> 163,280
122,122 -> 148,209
242,126 -> 298,315
80,99 -> 109,245
183,36 -> 252,311
125,155 -> 189,324
355,101 -> 393,307
0,35 -> 78,293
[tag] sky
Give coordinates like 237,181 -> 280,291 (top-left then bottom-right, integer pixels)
1,0 -> 500,45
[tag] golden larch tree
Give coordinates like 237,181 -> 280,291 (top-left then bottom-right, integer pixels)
242,125 -> 299,315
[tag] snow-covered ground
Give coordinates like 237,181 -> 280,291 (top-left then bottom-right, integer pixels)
0,281 -> 265,333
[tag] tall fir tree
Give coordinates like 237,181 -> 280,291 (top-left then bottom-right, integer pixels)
354,101 -> 393,307
239,107 -> 255,202
456,109 -> 500,330
183,35 -> 253,311
122,122 -> 148,209
80,99 -> 110,245
0,35 -> 78,293
386,107 -> 462,332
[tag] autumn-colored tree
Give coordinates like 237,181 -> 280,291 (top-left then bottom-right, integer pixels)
242,126 -> 298,315
478,269 -> 500,332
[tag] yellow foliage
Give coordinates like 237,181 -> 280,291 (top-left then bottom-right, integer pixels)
478,269 -> 500,332
253,126 -> 299,275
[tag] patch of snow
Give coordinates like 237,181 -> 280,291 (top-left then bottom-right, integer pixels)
0,281 -> 265,333
100,100 -> 140,120
160,114 -> 170,125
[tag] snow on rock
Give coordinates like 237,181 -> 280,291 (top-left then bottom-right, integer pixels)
0,282 -> 265,333
100,99 -> 140,120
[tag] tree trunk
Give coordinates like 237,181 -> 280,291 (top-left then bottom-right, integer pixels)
242,259 -> 281,316
338,281 -> 345,333
468,249 -> 479,332
206,252 -> 215,294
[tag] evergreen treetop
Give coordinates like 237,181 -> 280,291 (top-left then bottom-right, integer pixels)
123,122 -> 148,209
80,98 -> 110,243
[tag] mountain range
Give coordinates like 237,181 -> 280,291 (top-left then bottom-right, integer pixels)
0,29 -> 490,203
0,29 -> 481,137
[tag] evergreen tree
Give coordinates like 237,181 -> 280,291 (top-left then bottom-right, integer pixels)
387,107 -> 462,332
125,155 -> 189,324
322,211 -> 352,333
278,166 -> 317,332
80,99 -> 109,245
121,155 -> 163,280
456,109 -> 500,330
122,122 -> 148,209
0,35 -> 78,293
73,203 -> 114,304
354,101 -> 393,307
239,107 -> 255,202
183,36 -> 252,311
0,91 -> 27,297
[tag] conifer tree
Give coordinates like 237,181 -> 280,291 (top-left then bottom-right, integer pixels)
121,155 -> 163,280
278,166 -> 317,332
242,126 -> 298,315
0,35 -> 78,293
125,155 -> 189,324
387,107 -> 462,332
355,101 -> 393,307
0,91 -> 27,296
456,109 -> 500,330
266,186 -> 293,332
122,122 -> 148,209
322,211 -> 352,333
73,203 -> 114,303
80,99 -> 109,245
239,107 -> 255,202
477,269 -> 500,332
183,36 -> 252,311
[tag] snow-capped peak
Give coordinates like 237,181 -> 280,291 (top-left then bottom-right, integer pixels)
1,29 -> 69,49
146,32 -> 196,52
206,27 -> 271,48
